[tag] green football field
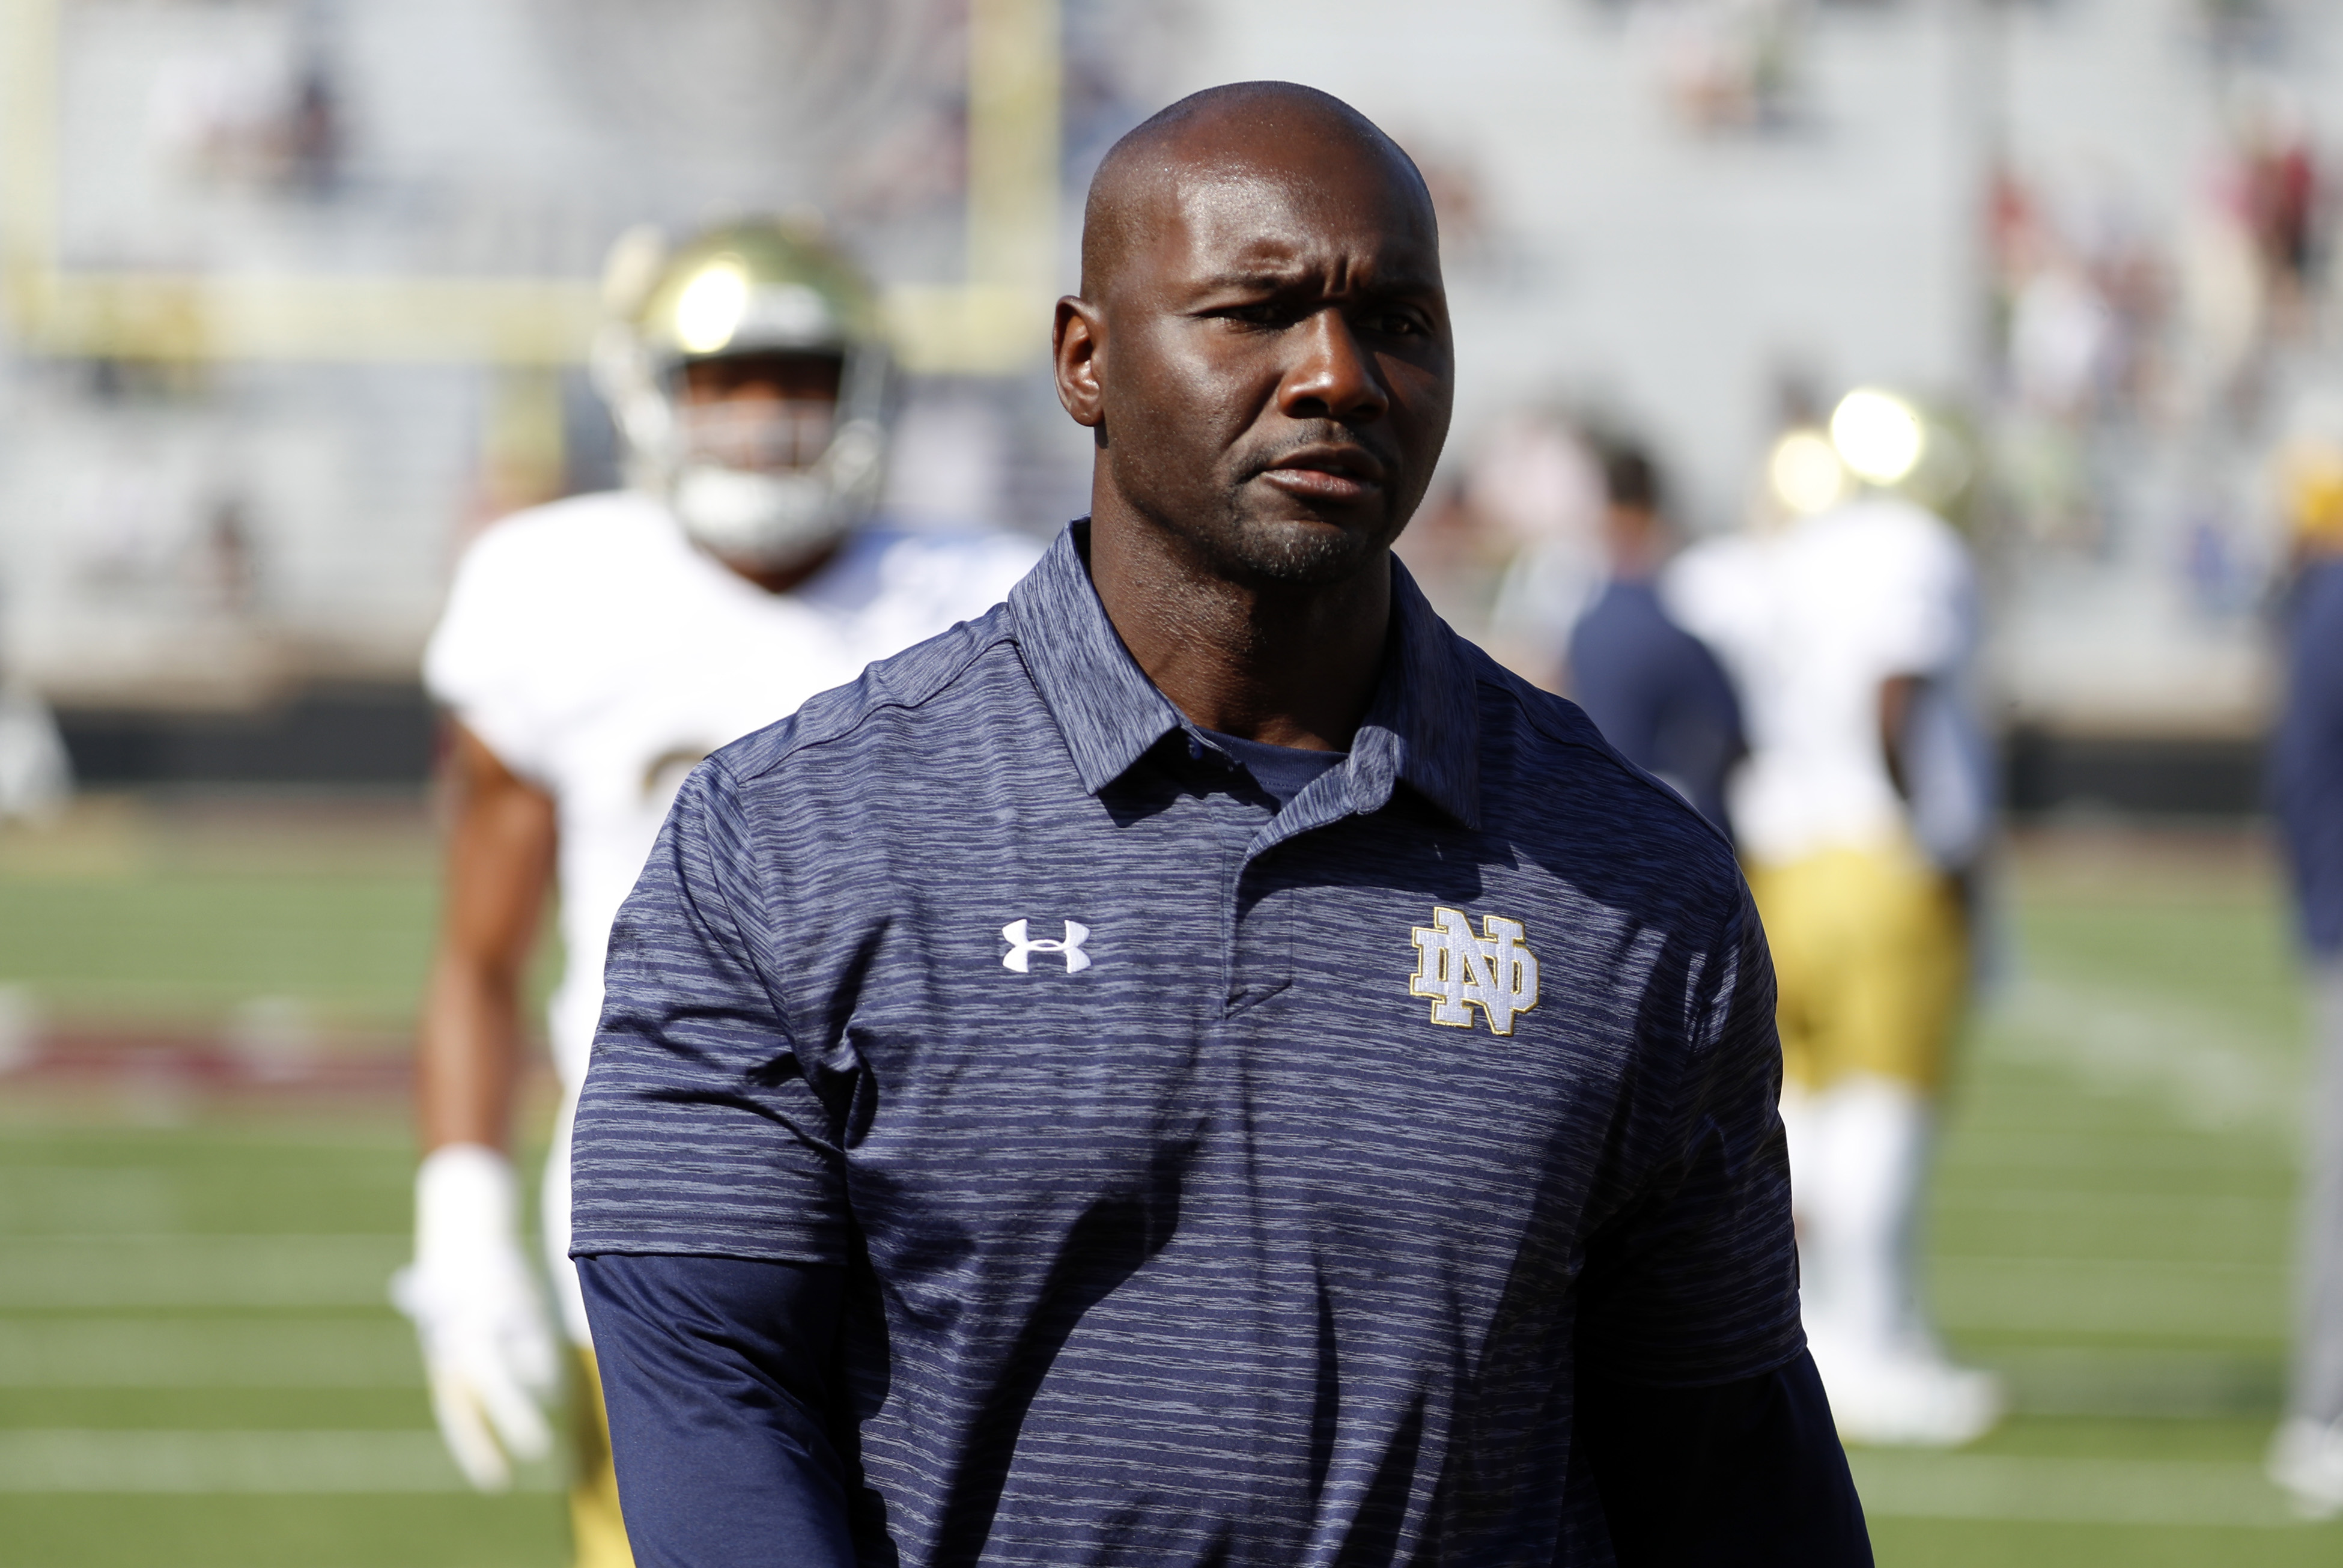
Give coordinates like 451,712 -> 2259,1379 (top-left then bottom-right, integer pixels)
2,796 -> 2341,1565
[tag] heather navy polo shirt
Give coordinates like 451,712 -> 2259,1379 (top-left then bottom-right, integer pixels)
572,522 -> 1802,1566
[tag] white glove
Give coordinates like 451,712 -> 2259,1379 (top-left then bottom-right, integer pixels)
390,1144 -> 559,1490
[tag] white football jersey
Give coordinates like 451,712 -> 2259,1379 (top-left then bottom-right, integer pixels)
1663,497 -> 1981,868
424,490 -> 1044,1091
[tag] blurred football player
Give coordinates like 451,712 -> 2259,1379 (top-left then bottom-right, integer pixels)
1668,449 -> 2000,1447
2270,405 -> 2343,1518
392,219 -> 1038,1564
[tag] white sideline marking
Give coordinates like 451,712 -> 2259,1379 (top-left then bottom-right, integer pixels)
1987,977 -> 2302,1135
1850,1451 -> 2314,1530
0,1430 -> 554,1494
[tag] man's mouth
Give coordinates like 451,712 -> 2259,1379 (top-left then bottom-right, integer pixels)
1257,444 -> 1389,503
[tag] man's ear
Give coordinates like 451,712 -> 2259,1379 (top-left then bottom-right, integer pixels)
1053,296 -> 1106,436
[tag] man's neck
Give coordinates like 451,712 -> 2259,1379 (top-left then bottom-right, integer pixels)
707,537 -> 845,597
1087,515 -> 1390,753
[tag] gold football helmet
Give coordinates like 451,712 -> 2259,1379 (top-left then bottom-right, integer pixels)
592,217 -> 891,566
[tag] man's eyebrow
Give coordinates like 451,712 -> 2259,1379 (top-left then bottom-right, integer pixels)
1192,264 -> 1444,297
1194,266 -> 1310,293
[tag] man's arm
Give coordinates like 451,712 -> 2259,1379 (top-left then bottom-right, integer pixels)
1575,881 -> 1870,1562
419,720 -> 557,1152
1579,1351 -> 1870,1567
395,720 -> 563,1490
577,1254 -> 855,1568
571,756 -> 863,1558
1878,673 -> 1920,804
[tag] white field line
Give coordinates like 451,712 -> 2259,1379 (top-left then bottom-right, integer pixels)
1850,1451 -> 2319,1530
0,1319 -> 419,1387
1984,976 -> 2303,1137
0,1235 -> 404,1308
0,1429 -> 554,1493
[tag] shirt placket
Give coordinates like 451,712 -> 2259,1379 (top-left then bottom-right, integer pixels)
1223,773 -> 1361,1014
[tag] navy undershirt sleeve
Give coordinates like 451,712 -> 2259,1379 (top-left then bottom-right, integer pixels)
1578,1349 -> 1872,1566
577,1253 -> 853,1568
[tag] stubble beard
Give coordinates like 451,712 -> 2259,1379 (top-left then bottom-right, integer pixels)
1106,431 -> 1409,591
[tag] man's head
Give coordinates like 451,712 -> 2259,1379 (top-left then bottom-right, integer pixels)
1055,83 -> 1453,589
593,218 -> 890,573
1598,439 -> 1670,580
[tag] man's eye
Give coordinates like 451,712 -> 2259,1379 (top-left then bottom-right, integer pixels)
1366,310 -> 1424,337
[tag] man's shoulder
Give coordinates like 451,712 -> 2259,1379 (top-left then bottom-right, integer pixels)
825,525 -> 1047,639
1801,498 -> 1969,583
865,524 -> 1045,578
424,491 -> 677,719
1572,579 -> 1685,655
1468,647 -> 1744,903
706,601 -> 1029,789
454,489 -> 675,582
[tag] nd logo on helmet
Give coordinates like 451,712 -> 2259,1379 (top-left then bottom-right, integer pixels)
1409,907 -> 1540,1035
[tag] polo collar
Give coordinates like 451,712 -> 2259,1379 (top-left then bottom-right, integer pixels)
1007,521 -> 1482,830
1352,561 -> 1482,830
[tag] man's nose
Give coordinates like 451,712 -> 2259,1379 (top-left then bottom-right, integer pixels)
1276,309 -> 1390,424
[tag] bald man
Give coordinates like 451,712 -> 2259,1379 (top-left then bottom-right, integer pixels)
570,84 -> 1868,1567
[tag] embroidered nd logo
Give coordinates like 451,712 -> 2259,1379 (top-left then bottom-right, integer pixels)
1409,906 -> 1539,1035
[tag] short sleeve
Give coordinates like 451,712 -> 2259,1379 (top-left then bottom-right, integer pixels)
569,758 -> 852,1263
1575,884 -> 1802,1387
422,521 -> 569,782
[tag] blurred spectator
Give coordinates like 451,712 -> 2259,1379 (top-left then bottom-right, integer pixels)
1668,482 -> 1999,1447
2241,88 -> 2323,330
1643,0 -> 1810,135
2269,410 -> 2343,1519
1565,440 -> 1743,837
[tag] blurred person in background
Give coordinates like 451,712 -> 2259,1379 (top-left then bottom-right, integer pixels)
0,558 -> 70,827
0,682 -> 71,826
393,217 -> 1037,1563
1668,434 -> 1999,1447
2269,404 -> 2343,1518
1564,439 -> 1743,839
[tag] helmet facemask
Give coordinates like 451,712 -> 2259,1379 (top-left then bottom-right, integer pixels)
660,350 -> 885,568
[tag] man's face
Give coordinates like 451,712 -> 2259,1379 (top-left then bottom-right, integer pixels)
675,350 -> 843,472
1081,142 -> 1454,586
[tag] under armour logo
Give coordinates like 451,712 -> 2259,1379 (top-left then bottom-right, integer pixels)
1001,919 -> 1092,974
1409,905 -> 1539,1035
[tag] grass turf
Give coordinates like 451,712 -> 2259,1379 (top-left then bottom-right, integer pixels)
2,801 -> 2341,1563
